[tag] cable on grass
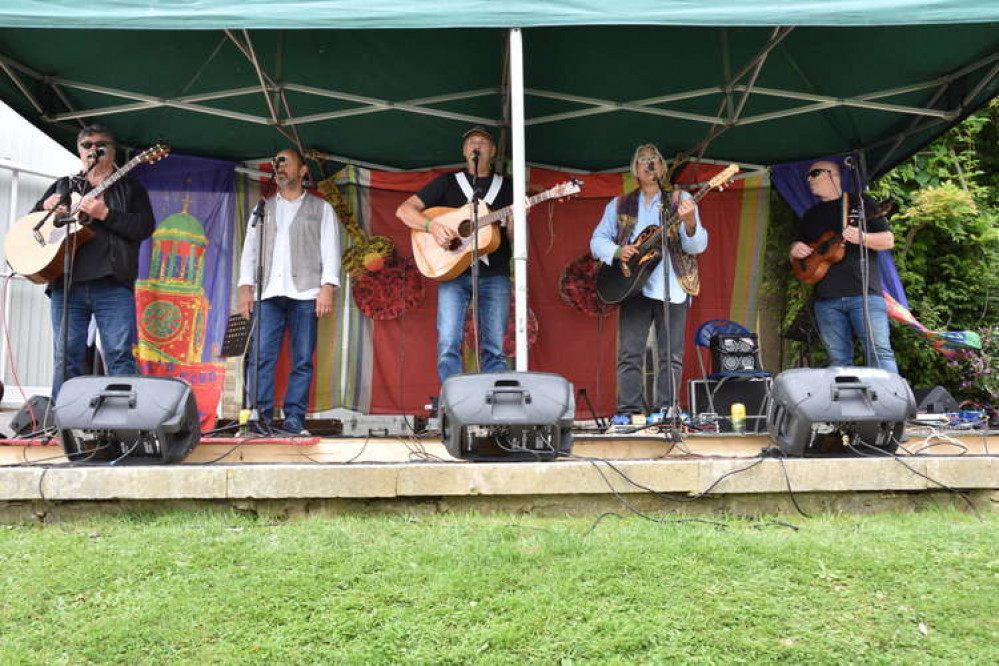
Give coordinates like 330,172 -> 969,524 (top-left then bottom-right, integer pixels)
848,438 -> 983,522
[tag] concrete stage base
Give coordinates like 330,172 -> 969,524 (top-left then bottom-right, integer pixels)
1,432 -> 997,522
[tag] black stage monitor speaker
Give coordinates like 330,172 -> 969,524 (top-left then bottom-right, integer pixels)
710,333 -> 762,374
912,385 -> 958,414
767,368 -> 915,457
55,376 -> 201,464
689,377 -> 770,433
10,395 -> 56,436
440,372 -> 575,461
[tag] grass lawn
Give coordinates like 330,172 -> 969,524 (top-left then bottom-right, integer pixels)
0,508 -> 996,664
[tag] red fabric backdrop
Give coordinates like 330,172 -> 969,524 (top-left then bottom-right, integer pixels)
362,165 -> 753,416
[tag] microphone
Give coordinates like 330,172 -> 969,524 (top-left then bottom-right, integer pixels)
95,146 -> 106,157
52,214 -> 76,229
843,155 -> 855,169
472,148 -> 481,163
645,162 -> 655,173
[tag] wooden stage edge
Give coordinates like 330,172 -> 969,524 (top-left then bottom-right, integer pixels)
1,432 -> 998,521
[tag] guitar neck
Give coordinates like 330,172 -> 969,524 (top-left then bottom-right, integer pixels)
73,155 -> 142,210
473,189 -> 560,229
637,183 -> 716,251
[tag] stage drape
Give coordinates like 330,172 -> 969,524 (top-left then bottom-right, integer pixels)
353,164 -> 770,415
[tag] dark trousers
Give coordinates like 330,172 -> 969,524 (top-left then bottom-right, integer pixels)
616,294 -> 689,413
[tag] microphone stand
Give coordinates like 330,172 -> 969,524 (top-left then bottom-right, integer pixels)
657,176 -> 682,443
469,151 -> 482,372
208,170 -> 276,438
54,155 -> 103,404
246,178 -> 273,435
847,153 -> 877,368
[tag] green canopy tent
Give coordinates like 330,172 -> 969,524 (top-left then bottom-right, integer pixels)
2,0 -> 999,366
2,2 -> 998,173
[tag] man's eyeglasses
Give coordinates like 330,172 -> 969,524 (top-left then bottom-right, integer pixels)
636,156 -> 661,166
79,140 -> 109,150
273,155 -> 289,165
807,168 -> 832,179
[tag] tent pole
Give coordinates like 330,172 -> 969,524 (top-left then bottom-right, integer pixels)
509,28 -> 528,371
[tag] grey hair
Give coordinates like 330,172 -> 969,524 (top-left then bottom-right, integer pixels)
77,123 -> 115,147
630,143 -> 666,179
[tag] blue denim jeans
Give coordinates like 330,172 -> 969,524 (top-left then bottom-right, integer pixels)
813,295 -> 898,373
247,296 -> 317,426
50,277 -> 138,399
437,272 -> 511,383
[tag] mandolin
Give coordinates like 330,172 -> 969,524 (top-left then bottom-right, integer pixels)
791,198 -> 893,285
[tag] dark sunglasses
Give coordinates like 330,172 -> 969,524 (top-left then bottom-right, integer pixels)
807,168 -> 832,179
79,140 -> 109,150
273,154 -> 290,165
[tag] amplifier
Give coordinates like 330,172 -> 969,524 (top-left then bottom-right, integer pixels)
710,333 -> 762,374
689,377 -> 770,433
440,372 -> 575,461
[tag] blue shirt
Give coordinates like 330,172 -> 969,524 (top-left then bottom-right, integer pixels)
590,189 -> 708,303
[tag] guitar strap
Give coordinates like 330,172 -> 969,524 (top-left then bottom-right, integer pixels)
454,172 -> 503,266
454,173 -> 502,207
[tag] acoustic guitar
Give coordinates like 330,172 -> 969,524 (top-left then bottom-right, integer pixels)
595,164 -> 739,305
412,179 -> 582,281
5,144 -> 170,284
791,198 -> 893,285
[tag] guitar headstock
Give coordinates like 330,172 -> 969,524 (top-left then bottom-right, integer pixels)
551,179 -> 583,200
707,164 -> 740,190
137,143 -> 171,165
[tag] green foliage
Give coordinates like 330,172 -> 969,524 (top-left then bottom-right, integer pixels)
765,99 -> 999,402
0,510 -> 997,663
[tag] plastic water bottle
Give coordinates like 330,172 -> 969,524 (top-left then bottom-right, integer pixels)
730,402 -> 746,433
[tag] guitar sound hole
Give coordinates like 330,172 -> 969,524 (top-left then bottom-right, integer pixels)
457,219 -> 472,237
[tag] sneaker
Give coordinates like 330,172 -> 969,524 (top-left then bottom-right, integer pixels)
281,419 -> 310,437
611,413 -> 632,426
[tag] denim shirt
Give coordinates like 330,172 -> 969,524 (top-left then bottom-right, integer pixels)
590,189 -> 708,303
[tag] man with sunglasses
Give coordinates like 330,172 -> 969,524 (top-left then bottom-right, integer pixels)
238,149 -> 341,436
396,127 -> 513,383
789,160 -> 898,372
590,144 -> 707,423
32,124 -> 155,398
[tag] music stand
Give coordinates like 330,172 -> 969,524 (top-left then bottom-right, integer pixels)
201,313 -> 260,437
220,313 -> 254,359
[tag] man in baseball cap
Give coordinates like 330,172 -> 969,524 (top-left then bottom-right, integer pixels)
396,127 -> 513,383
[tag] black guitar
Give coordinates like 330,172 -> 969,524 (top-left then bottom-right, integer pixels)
595,164 -> 739,304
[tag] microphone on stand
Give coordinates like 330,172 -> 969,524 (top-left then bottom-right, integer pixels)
843,155 -> 855,169
471,148 -> 481,170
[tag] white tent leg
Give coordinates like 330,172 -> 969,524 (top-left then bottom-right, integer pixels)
509,28 -> 528,371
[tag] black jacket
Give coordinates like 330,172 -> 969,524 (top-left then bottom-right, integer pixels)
33,173 -> 155,288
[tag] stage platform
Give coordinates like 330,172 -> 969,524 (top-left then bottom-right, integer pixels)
2,430 -> 997,521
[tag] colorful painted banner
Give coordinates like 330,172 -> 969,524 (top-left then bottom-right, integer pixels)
133,154 -> 235,430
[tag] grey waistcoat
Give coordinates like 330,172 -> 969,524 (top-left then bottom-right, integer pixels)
261,193 -> 325,293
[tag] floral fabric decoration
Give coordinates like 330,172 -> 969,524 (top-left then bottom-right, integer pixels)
352,255 -> 425,320
559,253 -> 614,318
